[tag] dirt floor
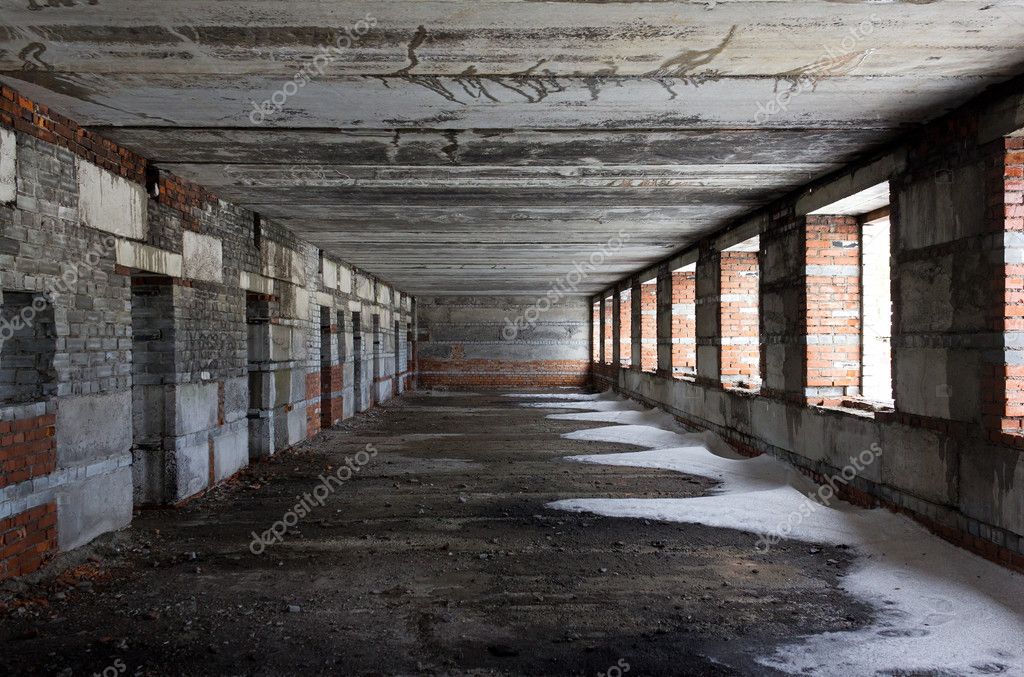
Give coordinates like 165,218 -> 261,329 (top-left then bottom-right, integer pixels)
0,390 -> 874,676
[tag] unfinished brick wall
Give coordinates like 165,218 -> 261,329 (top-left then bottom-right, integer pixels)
0,502 -> 56,580
603,297 -> 613,364
0,412 -> 55,488
595,84 -> 1024,570
1000,139 -> 1024,435
671,271 -> 696,376
417,296 -> 590,388
804,215 -> 861,405
619,288 -> 632,368
640,280 -> 657,372
0,290 -> 57,405
320,307 -> 345,428
719,251 -> 760,388
0,84 -> 414,578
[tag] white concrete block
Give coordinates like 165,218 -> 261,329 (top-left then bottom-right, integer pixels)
174,439 -> 210,501
115,240 -> 182,277
338,264 -> 352,294
56,466 -> 132,551
182,230 -> 223,283
76,159 -> 147,239
239,270 -> 275,295
174,382 -> 219,436
322,259 -> 338,290
214,426 -> 248,481
260,240 -> 306,286
0,128 -> 15,204
279,283 -> 310,320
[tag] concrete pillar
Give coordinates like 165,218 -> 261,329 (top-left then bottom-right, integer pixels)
891,137 -> 1005,430
598,296 -> 607,364
630,278 -> 643,371
695,247 -> 721,385
760,211 -> 805,400
655,265 -> 673,377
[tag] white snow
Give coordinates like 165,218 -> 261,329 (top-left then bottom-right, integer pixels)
525,391 -> 1024,676
505,392 -> 606,400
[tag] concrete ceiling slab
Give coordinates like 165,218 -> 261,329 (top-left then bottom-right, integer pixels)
3,1 -> 1024,295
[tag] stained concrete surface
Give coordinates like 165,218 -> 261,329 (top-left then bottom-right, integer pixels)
0,391 -> 870,676
6,3 -> 1024,295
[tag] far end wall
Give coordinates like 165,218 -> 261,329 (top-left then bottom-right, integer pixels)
416,296 -> 590,388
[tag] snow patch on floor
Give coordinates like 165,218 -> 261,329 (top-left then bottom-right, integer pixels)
505,392 -> 607,400
530,391 -> 1024,676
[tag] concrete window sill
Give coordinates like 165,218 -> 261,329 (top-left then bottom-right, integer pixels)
814,398 -> 895,420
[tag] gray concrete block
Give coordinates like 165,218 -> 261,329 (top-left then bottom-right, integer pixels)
174,382 -> 219,436
56,391 -> 132,468
56,466 -> 132,551
222,376 -> 248,423
213,424 -> 248,481
173,437 -> 210,501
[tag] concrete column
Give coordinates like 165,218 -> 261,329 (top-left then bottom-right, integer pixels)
630,278 -> 642,371
598,296 -> 607,364
760,212 -> 805,400
655,265 -> 673,376
891,140 -> 1004,428
695,247 -> 721,385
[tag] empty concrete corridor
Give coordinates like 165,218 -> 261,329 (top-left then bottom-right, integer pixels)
1,390 -> 874,676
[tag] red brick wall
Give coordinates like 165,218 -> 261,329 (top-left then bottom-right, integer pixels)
1,503 -> 57,581
1,414 -> 56,489
719,252 -> 759,387
603,298 -> 613,364
0,84 -> 220,230
640,281 -> 657,372
418,357 -> 590,388
304,371 -> 321,437
671,272 -> 696,376
592,301 -> 601,362
804,215 -> 862,404
619,289 -> 633,368
1,86 -> 145,184
1000,139 -> 1024,436
321,364 -> 345,427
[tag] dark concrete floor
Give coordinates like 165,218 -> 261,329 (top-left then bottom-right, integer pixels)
0,390 -> 872,676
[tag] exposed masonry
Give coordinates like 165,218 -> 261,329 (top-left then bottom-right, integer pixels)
671,270 -> 696,377
416,296 -> 589,388
594,82 -> 1024,571
0,87 -> 415,580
